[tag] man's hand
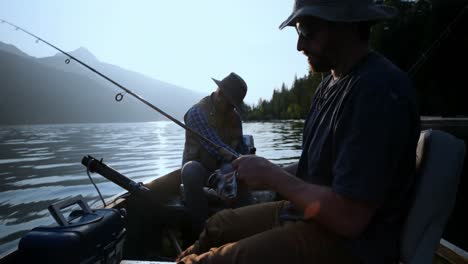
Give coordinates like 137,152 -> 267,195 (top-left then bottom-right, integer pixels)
231,155 -> 284,190
232,156 -> 375,238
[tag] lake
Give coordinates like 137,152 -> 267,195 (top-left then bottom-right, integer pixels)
0,120 -> 304,256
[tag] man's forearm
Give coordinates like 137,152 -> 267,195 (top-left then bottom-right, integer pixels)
232,156 -> 374,238
282,162 -> 298,175
269,170 -> 375,238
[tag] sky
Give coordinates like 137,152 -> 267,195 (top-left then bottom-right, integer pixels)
0,0 -> 310,105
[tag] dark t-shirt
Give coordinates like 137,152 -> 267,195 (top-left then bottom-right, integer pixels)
296,52 -> 420,263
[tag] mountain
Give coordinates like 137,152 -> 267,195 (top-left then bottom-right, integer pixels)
0,42 -> 29,57
0,42 -> 203,124
54,46 -> 99,62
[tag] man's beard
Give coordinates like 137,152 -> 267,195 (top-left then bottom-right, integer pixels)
307,54 -> 333,73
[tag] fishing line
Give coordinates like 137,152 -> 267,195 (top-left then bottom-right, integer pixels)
408,2 -> 468,78
0,18 -> 239,161
86,159 -> 107,207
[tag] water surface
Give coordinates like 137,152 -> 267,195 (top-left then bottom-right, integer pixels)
0,121 -> 303,255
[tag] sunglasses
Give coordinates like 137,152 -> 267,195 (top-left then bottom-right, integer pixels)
295,21 -> 320,39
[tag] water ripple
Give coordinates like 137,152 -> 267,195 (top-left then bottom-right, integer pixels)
0,157 -> 53,165
0,121 -> 303,255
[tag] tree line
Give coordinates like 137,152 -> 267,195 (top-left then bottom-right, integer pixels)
242,0 -> 468,121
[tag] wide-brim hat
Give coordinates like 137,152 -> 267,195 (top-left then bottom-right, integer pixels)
212,72 -> 247,109
279,0 -> 398,30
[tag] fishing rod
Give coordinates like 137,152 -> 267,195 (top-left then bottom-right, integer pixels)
0,18 -> 239,161
408,2 -> 468,78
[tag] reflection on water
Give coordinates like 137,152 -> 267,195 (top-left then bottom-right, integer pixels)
0,120 -> 303,255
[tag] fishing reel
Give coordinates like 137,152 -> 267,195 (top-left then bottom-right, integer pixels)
206,164 -> 238,200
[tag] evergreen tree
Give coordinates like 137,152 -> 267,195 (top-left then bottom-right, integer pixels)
244,0 -> 468,121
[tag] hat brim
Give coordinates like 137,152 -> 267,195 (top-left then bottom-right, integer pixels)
279,4 -> 398,29
212,78 -> 222,88
211,78 -> 240,109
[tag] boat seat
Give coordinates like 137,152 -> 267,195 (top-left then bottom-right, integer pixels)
400,129 -> 465,263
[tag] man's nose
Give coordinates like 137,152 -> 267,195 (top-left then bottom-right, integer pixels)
297,35 -> 306,53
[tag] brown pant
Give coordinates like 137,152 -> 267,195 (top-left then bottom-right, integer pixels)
177,201 -> 360,264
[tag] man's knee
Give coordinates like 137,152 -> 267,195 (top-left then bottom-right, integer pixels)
181,161 -> 208,187
204,208 -> 234,230
195,209 -> 236,252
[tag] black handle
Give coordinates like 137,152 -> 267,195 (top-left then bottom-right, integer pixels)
82,155 -> 150,194
48,195 -> 92,226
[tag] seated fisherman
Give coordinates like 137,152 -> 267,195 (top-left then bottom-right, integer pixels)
181,72 -> 251,237
177,0 -> 421,263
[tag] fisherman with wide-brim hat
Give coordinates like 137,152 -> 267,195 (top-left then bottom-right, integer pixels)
178,1 -> 421,264
181,72 -> 251,239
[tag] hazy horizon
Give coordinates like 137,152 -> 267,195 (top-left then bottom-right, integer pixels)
0,0 -> 309,105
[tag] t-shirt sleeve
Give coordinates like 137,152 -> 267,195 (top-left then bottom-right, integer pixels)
331,77 -> 412,206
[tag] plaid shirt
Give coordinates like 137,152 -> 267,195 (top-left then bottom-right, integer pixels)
185,107 -> 240,162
